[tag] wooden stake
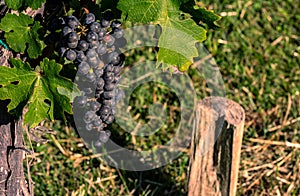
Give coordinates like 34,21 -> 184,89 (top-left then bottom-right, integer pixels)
188,97 -> 245,196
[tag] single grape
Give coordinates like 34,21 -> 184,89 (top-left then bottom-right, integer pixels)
82,87 -> 93,95
102,99 -> 114,106
111,20 -> 122,29
114,53 -> 125,67
98,130 -> 110,143
85,123 -> 94,131
78,61 -> 90,75
77,40 -> 89,51
113,66 -> 122,75
96,43 -> 107,55
94,68 -> 104,78
112,28 -> 124,39
90,22 -> 101,33
104,115 -> 114,124
86,48 -> 97,58
103,74 -> 114,83
103,91 -> 115,99
89,101 -> 101,111
66,16 -> 80,29
86,72 -> 96,82
76,51 -> 87,62
104,82 -> 115,91
67,41 -> 78,49
104,35 -> 115,46
88,57 -> 100,68
62,26 -> 73,36
68,32 -> 79,42
85,13 -> 96,25
84,110 -> 96,123
96,78 -> 105,89
86,31 -> 98,43
104,64 -> 114,72
74,95 -> 87,108
101,18 -> 110,28
89,41 -> 100,48
108,52 -> 120,65
100,105 -> 111,116
97,29 -> 107,40
93,117 -> 104,127
65,49 -> 77,61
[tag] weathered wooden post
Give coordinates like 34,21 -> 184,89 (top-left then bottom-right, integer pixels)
188,97 -> 245,196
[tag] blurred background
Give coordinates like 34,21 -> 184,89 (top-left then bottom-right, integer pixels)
25,0 -> 300,195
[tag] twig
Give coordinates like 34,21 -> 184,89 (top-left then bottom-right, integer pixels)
268,116 -> 300,132
249,138 -> 300,148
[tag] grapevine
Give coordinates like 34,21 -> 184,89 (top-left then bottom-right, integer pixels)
0,0 -> 221,194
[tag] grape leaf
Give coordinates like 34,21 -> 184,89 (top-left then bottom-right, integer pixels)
0,58 -> 76,128
180,1 -> 222,29
117,0 -> 208,71
0,13 -> 45,58
5,0 -> 46,10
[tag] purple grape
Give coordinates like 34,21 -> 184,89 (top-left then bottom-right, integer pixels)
77,40 -> 89,51
112,28 -> 124,39
84,110 -> 96,123
78,62 -> 90,75
103,91 -> 115,99
67,41 -> 78,49
97,28 -> 106,40
108,52 -> 120,65
101,18 -> 110,28
63,26 -> 73,36
90,22 -> 101,33
111,20 -> 122,29
104,82 -> 115,91
86,48 -> 97,58
104,115 -> 114,124
86,72 -> 96,82
74,96 -> 87,108
98,130 -> 110,143
76,51 -> 87,62
105,63 -> 114,72
96,43 -> 107,55
104,35 -> 115,46
68,32 -> 79,42
96,78 -> 105,89
94,68 -> 104,78
85,123 -> 94,131
66,16 -> 80,29
85,13 -> 95,25
65,49 -> 76,61
89,101 -> 101,111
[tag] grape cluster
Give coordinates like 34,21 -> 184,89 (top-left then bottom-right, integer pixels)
57,13 -> 126,147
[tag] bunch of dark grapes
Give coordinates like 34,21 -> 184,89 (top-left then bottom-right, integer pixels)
56,13 -> 126,147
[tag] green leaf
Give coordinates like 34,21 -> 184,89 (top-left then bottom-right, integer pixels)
0,58 -> 76,128
0,13 -> 45,58
180,1 -> 222,29
117,0 -> 207,71
5,0 -> 46,10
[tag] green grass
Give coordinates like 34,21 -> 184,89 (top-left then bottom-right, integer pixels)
25,0 -> 300,195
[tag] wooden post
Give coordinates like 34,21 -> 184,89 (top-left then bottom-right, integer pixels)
188,97 -> 245,196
